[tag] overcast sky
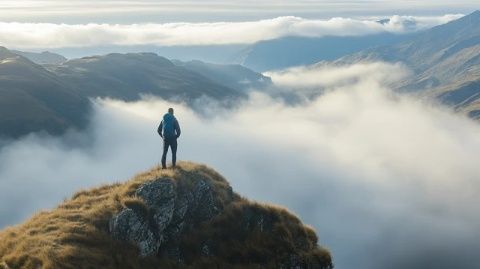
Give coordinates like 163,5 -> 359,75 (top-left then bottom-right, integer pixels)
0,0 -> 477,23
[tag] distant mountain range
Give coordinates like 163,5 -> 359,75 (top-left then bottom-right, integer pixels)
173,60 -> 272,91
236,33 -> 416,72
44,44 -> 247,65
11,50 -> 67,65
0,48 -> 267,138
335,10 -> 480,119
40,33 -> 416,73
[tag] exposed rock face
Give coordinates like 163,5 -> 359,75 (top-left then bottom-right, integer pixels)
109,168 -> 332,269
109,177 -> 226,258
136,179 -> 176,238
105,164 -> 333,269
109,208 -> 160,256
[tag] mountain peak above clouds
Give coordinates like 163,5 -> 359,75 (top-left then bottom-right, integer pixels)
467,10 -> 480,18
0,162 -> 333,269
0,46 -> 15,59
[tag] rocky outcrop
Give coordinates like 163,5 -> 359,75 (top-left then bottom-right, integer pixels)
107,165 -> 332,269
109,176 -> 227,258
109,208 -> 160,256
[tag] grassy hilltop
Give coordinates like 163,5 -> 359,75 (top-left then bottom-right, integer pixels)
0,162 -> 332,269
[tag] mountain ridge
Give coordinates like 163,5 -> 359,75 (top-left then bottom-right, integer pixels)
333,10 -> 480,119
173,59 -> 272,91
11,50 -> 67,65
0,46 -> 91,138
238,33 -> 416,72
48,52 -> 245,102
0,48 -> 269,138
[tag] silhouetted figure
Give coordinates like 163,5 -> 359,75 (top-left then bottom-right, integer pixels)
158,108 -> 181,169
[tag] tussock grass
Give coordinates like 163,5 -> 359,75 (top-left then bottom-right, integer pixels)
122,198 -> 149,219
0,162 -> 332,269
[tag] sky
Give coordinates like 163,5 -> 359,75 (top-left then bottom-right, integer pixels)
0,0 -> 477,23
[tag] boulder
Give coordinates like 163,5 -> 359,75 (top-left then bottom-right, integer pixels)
109,208 -> 160,256
109,177 -> 221,258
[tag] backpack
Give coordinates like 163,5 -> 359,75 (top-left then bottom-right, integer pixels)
162,113 -> 176,139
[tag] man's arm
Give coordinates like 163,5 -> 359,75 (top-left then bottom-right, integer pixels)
157,121 -> 163,138
175,119 -> 181,138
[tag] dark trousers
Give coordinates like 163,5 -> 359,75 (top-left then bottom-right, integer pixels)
161,138 -> 177,168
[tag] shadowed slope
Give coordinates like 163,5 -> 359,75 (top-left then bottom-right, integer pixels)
0,47 -> 90,138
49,53 -> 245,102
0,48 -> 253,138
335,11 -> 480,118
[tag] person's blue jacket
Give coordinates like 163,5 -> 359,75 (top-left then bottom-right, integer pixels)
157,113 -> 181,139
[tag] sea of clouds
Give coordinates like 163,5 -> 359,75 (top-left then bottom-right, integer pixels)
0,14 -> 462,49
1,62 -> 480,269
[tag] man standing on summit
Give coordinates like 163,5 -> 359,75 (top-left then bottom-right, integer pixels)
158,108 -> 181,169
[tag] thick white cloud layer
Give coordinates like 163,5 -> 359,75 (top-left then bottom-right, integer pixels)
0,14 -> 462,49
265,62 -> 412,90
1,62 -> 480,268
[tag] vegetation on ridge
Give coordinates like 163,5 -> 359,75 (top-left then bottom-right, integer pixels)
0,162 -> 332,269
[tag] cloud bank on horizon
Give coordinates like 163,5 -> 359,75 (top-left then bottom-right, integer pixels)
0,14 -> 462,49
1,62 -> 480,269
0,0 -> 476,23
265,62 -> 411,90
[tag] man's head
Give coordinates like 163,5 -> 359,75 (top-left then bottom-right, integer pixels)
168,108 -> 174,114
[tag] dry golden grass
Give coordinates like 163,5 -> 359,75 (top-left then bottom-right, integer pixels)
0,162 -> 332,269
